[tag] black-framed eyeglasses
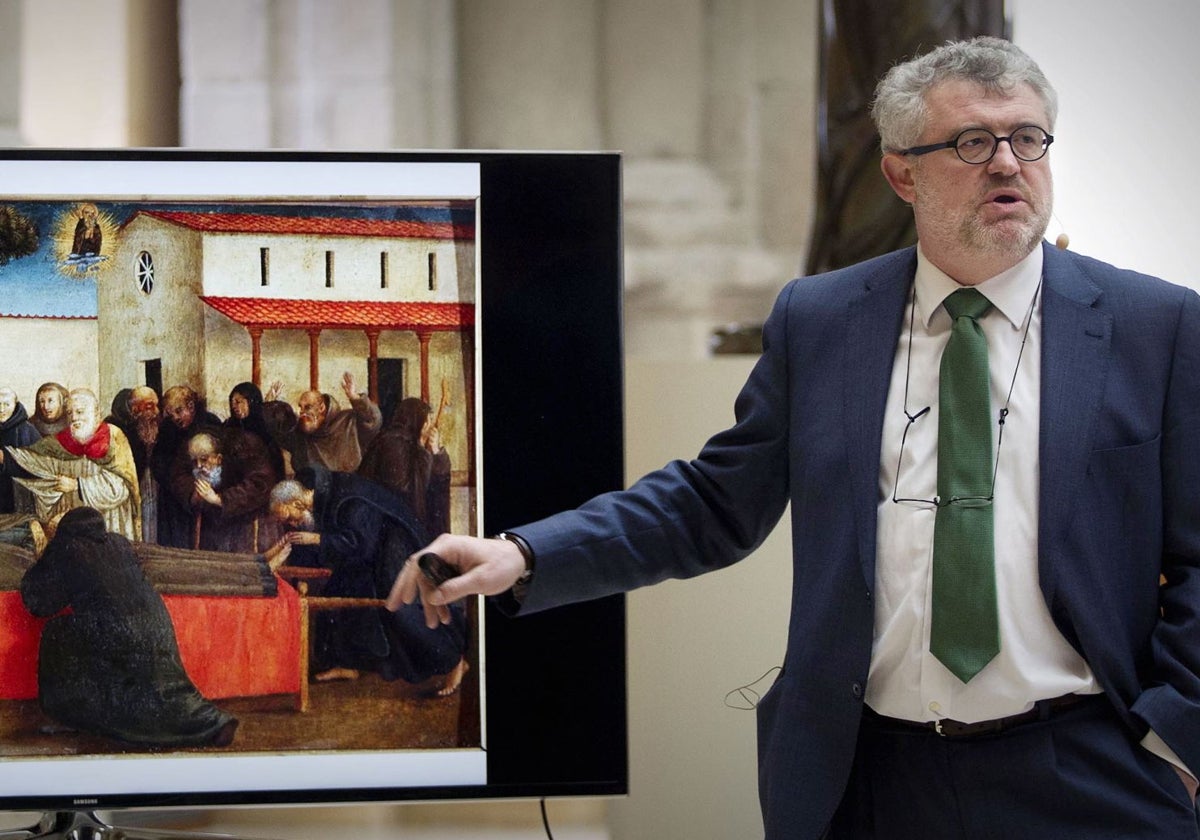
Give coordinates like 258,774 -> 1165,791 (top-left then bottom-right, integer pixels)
891,403 -> 1003,510
899,125 -> 1054,165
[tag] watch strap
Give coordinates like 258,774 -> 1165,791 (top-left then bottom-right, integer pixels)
495,531 -> 535,585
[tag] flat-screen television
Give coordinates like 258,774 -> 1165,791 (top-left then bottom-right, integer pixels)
0,149 -> 626,835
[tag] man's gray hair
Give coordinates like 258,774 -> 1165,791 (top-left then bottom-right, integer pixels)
187,432 -> 221,458
67,388 -> 99,412
269,479 -> 307,507
871,36 -> 1058,154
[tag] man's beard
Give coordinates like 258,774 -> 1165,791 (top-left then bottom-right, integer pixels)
70,420 -> 99,444
298,413 -> 322,434
958,198 -> 1050,256
135,414 -> 159,445
915,173 -> 1052,263
287,511 -> 316,532
193,465 -> 223,488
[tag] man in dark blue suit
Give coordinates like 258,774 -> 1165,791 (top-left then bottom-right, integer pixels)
390,37 -> 1200,839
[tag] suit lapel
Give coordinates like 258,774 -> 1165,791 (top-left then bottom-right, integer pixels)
837,244 -> 1111,598
844,250 -> 914,592
1037,244 -> 1112,602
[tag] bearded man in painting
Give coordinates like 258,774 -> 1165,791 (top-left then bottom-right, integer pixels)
152,385 -> 221,548
5,388 -> 141,540
288,372 -> 382,474
113,386 -> 162,542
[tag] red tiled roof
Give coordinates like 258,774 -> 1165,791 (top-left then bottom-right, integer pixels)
201,297 -> 474,329
131,210 -> 474,241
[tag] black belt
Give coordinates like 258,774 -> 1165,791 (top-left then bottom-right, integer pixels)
864,693 -> 1101,740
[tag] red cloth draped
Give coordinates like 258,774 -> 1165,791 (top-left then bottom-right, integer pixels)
0,579 -> 301,701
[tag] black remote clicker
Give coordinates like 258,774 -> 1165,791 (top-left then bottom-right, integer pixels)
417,552 -> 459,586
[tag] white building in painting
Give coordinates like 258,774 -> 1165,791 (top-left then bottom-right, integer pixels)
96,207 -> 478,511
100,208 -> 476,421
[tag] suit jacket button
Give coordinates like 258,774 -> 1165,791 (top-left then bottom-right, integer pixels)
851,682 -> 864,699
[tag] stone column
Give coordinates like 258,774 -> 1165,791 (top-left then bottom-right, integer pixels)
458,0 -> 602,149
0,1 -> 21,146
181,0 -> 457,150
270,0 -> 395,149
392,0 -> 458,148
705,0 -> 760,216
601,0 -> 705,158
179,0 -> 273,147
753,0 -> 818,254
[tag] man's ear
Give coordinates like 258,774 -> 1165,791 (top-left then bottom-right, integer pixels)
881,153 -> 917,204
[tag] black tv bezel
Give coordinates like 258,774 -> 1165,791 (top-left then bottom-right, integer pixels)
0,148 -> 628,811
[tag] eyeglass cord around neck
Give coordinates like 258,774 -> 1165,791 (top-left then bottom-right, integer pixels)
893,276 -> 1042,507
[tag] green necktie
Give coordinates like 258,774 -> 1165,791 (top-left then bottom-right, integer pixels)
929,288 -> 999,682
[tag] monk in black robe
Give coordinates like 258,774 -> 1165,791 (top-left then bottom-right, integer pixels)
152,386 -> 221,548
268,465 -> 467,693
358,397 -> 451,539
0,392 -> 40,514
224,381 -> 286,482
19,506 -> 237,748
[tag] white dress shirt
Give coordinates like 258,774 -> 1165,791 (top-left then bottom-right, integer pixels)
868,244 -> 1101,724
865,244 -> 1192,779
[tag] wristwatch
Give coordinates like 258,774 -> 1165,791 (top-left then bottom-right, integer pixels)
495,531 -> 535,586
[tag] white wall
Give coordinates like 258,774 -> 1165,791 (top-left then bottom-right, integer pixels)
1011,0 -> 1200,293
608,358 -> 792,840
201,234 -> 463,303
0,318 -> 99,407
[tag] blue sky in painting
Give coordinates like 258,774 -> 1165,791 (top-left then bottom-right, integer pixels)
0,201 -> 473,318
0,202 -> 108,317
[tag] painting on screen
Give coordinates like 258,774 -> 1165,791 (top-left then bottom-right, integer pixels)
0,194 -> 481,760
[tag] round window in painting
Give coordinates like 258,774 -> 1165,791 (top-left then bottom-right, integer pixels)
135,251 -> 155,295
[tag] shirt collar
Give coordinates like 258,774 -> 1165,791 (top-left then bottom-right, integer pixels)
914,244 -> 1044,330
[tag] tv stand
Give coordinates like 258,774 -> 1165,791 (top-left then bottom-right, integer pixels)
0,812 -> 264,840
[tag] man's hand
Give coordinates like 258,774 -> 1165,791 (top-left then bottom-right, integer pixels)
340,371 -> 358,402
424,424 -> 441,453
263,536 -> 292,570
194,479 -> 221,506
285,531 -> 321,546
387,534 -> 528,629
54,476 -> 78,494
264,380 -> 283,402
